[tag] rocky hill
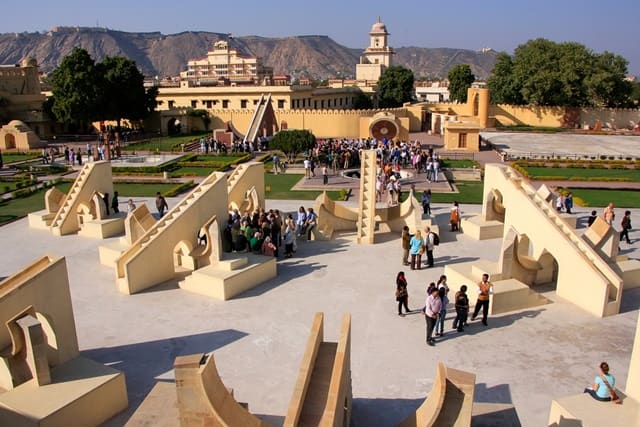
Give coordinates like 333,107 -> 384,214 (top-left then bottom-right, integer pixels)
0,27 -> 498,80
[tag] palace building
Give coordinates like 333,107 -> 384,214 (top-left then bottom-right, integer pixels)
355,17 -> 395,83
179,40 -> 273,86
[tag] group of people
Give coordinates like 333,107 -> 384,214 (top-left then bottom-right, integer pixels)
589,202 -> 633,244
197,136 -> 231,154
402,226 -> 438,270
395,272 -> 494,346
221,206 -> 317,258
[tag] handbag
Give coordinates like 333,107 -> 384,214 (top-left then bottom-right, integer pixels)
600,375 -> 622,404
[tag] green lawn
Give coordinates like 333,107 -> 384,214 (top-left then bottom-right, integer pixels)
171,167 -> 217,177
265,173 -> 341,200
569,188 -> 640,208
123,133 -> 208,152
113,183 -> 181,197
0,183 -> 71,225
523,166 -> 640,181
0,182 -> 191,226
0,181 -> 21,194
2,153 -> 40,163
430,181 -> 484,204
441,159 -> 480,169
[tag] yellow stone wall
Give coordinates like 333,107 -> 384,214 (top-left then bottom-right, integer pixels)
489,104 -> 569,127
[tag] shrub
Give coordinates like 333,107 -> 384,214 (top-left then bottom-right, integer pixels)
163,181 -> 195,197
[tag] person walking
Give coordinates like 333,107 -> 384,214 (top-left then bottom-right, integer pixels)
450,201 -> 460,231
102,192 -> 111,216
452,285 -> 470,332
322,164 -> 328,185
155,192 -> 169,218
401,226 -> 411,266
564,192 -> 574,214
424,286 -> 442,346
603,202 -> 615,225
409,230 -> 424,270
583,362 -> 619,403
471,273 -> 493,326
620,210 -> 632,244
111,191 -> 120,214
396,272 -> 410,316
421,189 -> 431,215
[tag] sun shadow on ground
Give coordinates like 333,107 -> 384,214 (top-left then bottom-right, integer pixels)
619,288 -> 640,314
351,397 -> 424,426
83,329 -> 247,425
433,308 -> 545,342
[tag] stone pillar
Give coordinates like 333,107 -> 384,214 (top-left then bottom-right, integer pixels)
477,88 -> 490,128
16,314 -> 51,386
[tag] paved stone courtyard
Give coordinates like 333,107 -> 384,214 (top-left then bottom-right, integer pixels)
1,198 -> 638,426
482,132 -> 640,159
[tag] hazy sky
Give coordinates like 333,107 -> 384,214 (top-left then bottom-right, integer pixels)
5,0 -> 640,75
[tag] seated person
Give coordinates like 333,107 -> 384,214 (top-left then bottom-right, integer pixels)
583,361 -> 617,402
261,236 -> 276,257
250,231 -> 263,253
235,233 -> 248,252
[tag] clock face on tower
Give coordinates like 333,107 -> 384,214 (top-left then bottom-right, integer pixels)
370,119 -> 398,140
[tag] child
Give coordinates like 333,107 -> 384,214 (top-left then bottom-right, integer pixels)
587,210 -> 597,227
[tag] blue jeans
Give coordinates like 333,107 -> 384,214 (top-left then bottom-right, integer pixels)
435,309 -> 446,334
583,388 -> 611,402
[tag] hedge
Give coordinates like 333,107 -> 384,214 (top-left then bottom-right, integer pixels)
163,181 -> 195,197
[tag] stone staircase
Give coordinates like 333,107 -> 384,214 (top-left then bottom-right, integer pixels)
357,150 -> 376,244
502,167 -> 622,311
50,162 -> 96,235
115,174 -> 219,280
243,94 -> 270,145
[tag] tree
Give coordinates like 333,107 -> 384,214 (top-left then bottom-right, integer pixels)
50,48 -> 100,130
49,48 -> 155,132
188,109 -> 211,131
487,53 -> 523,105
377,66 -> 414,108
269,129 -> 316,163
487,38 -> 632,107
352,90 -> 374,110
97,56 -> 148,128
448,64 -> 475,103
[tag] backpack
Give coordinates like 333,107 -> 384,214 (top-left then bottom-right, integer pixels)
431,232 -> 440,246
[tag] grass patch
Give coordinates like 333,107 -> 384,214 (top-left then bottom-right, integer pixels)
2,153 -> 40,163
0,183 -> 71,226
0,181 -> 194,226
429,181 -> 484,204
265,173 -> 340,200
113,183 -> 184,197
497,125 -> 565,133
568,188 -> 640,208
441,159 -> 480,169
123,132 -> 208,152
170,167 -> 217,177
522,167 -> 640,181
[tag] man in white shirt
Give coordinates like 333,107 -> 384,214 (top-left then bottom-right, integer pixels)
424,226 -> 436,268
303,158 -> 311,179
424,287 -> 442,346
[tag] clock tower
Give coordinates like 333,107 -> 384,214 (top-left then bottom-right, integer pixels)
356,17 -> 395,82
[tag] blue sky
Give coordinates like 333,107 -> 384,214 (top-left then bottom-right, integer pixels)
5,0 -> 640,75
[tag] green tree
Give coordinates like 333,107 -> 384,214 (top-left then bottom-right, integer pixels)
585,52 -> 633,107
188,109 -> 211,131
353,91 -> 374,110
487,53 -> 523,104
377,66 -> 414,108
50,47 -> 100,130
97,56 -> 148,128
269,129 -> 316,163
448,64 -> 475,103
488,38 -> 632,107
